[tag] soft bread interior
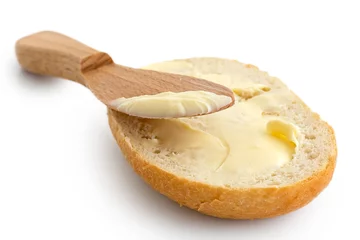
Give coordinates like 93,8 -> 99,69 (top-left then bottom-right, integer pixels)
110,58 -> 336,188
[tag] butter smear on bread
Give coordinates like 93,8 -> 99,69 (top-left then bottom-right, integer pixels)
108,58 -> 337,219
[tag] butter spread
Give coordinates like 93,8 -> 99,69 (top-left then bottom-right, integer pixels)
266,120 -> 300,147
233,84 -> 270,100
110,91 -> 232,118
138,61 -> 300,177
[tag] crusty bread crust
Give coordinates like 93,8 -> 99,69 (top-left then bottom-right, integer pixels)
108,109 -> 337,219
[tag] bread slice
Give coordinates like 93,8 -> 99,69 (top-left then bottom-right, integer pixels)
107,58 -> 337,219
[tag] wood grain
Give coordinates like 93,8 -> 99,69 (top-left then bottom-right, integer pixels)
15,31 -> 235,116
15,31 -> 113,86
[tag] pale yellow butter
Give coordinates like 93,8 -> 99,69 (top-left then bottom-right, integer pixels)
110,91 -> 232,118
137,66 -> 301,177
233,84 -> 271,100
266,119 -> 300,147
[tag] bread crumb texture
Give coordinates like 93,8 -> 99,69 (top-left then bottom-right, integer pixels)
108,58 -> 337,219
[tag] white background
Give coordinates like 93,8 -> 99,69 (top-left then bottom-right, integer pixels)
0,0 -> 358,239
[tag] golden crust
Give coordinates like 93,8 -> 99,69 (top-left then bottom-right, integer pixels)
107,109 -> 337,219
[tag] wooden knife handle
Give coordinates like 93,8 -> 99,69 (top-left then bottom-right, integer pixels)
15,31 -> 113,85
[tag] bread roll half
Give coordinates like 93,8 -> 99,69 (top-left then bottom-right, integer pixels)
107,58 -> 337,219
